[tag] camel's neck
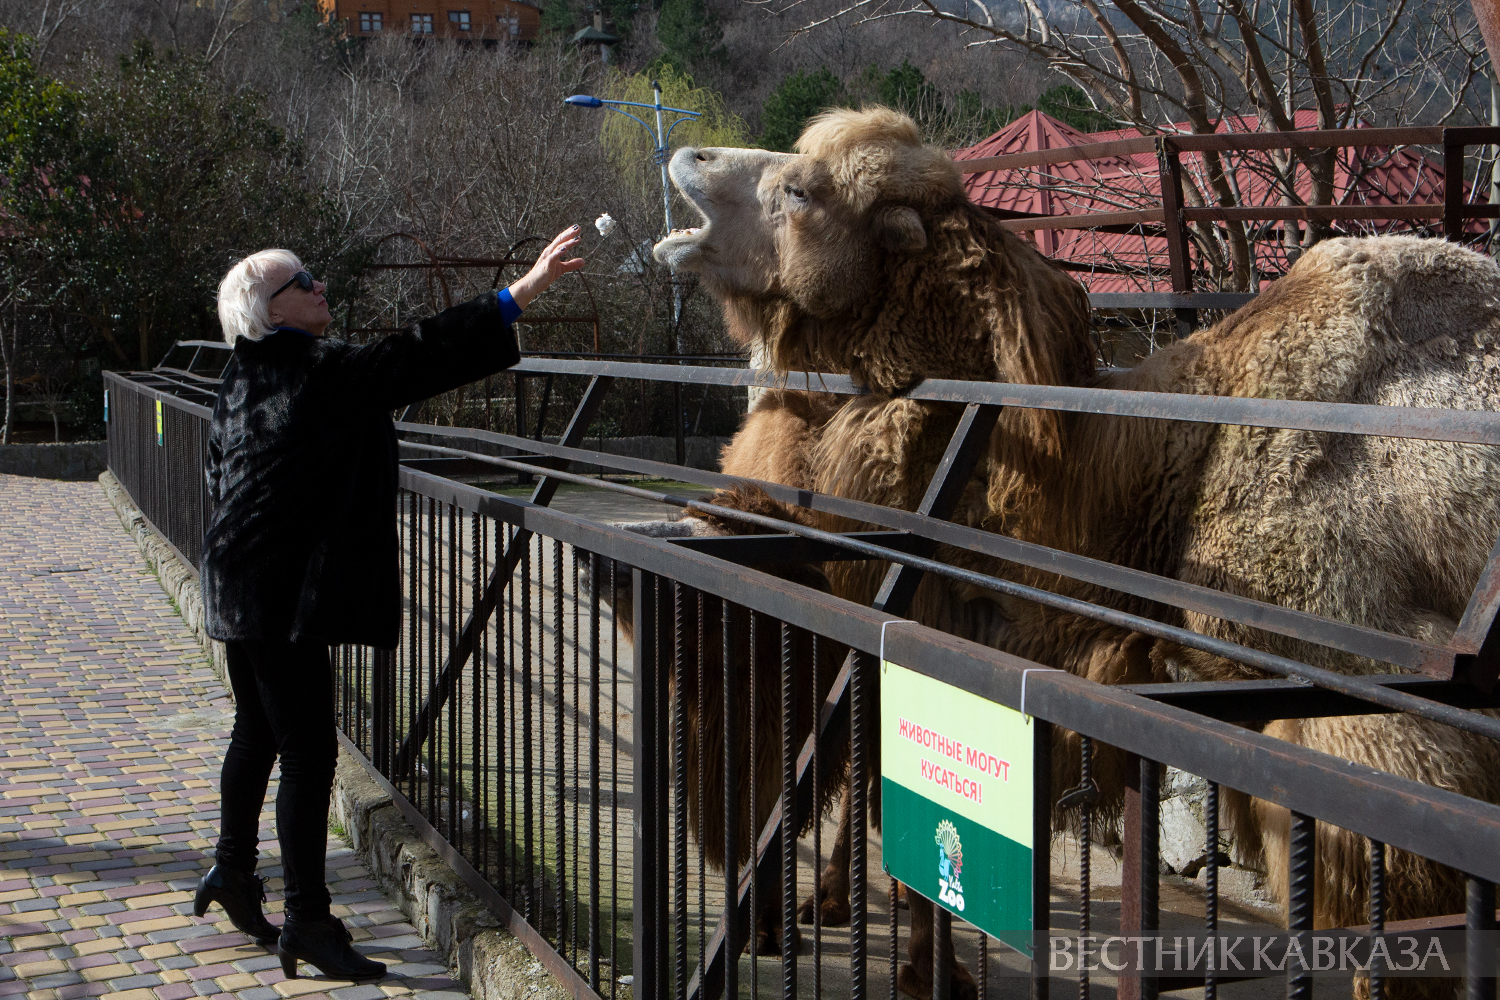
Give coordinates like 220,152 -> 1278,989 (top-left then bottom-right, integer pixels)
983,365 -> 1209,582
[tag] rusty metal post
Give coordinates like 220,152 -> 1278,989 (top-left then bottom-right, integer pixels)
1287,812 -> 1316,1000
934,908 -> 953,1000
634,570 -> 664,1000
1156,139 -> 1197,339
1119,754 -> 1159,1000
1032,720 -> 1053,1000
1468,876 -> 1496,1000
1447,131 -> 1469,243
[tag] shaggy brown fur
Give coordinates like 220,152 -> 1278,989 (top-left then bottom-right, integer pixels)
648,107 -> 1500,998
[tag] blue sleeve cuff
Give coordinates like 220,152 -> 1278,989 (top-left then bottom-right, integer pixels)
497,287 -> 523,327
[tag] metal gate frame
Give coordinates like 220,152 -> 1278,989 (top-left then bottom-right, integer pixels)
105,349 -> 1500,1000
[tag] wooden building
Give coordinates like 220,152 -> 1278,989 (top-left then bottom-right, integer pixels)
315,0 -> 540,41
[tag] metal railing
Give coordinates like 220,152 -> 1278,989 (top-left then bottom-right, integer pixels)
957,125 -> 1500,333
105,353 -> 1500,1000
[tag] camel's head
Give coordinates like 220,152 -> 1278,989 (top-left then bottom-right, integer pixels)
654,107 -> 1092,393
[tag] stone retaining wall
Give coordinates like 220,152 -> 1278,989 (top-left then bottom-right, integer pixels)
98,470 -> 570,1000
0,441 -> 107,480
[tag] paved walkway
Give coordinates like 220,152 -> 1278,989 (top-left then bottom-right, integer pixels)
0,474 -> 470,1000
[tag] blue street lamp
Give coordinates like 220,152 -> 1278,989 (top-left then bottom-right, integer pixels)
564,81 -> 701,267
566,81 -> 702,462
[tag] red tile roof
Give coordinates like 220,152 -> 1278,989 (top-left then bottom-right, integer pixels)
954,110 -> 1465,292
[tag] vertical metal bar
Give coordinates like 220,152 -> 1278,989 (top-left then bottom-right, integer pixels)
723,600 -> 740,1000
555,537 -> 566,951
537,538 -> 548,933
634,570 -> 662,1000
506,532 -> 517,898
573,546 -> 582,965
1156,138 -> 1197,338
1205,781 -> 1220,1000
589,552 -> 602,993
1121,755 -> 1160,1000
428,497 -> 439,821
481,516 -> 493,880
516,373 -> 530,471
523,536 -> 535,923
657,579 -> 673,998
409,495 -> 421,796
535,373 -> 555,442
889,879 -> 898,1000
1031,719 -> 1052,1000
472,514 -> 483,866
815,634 -> 825,1000
1286,812 -> 1315,1000
933,909 -> 952,1000
750,613 -> 759,1000
1078,737 -> 1093,1000
697,591 -> 707,993
675,382 -> 686,467
978,935 -> 987,1000
850,651 -> 869,1000
675,584 -> 690,1000
1369,841 -> 1385,1000
611,559 -> 621,1000
1468,876 -> 1495,1000
1447,132 -> 1468,242
538,534 -> 549,932
449,502 -> 459,847
373,647 -> 390,775
781,621 -> 798,999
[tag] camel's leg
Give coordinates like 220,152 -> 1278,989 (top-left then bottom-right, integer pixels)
750,877 -> 805,957
799,784 -> 853,925
898,889 -> 977,1000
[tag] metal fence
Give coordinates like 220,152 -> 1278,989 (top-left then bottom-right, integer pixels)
105,355 -> 1500,1000
956,124 -> 1500,337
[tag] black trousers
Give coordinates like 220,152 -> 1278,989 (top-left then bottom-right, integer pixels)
216,639 -> 336,922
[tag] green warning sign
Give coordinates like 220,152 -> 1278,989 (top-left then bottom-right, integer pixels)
880,659 -> 1034,955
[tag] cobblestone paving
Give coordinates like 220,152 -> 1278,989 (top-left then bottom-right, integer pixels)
0,474 -> 470,1000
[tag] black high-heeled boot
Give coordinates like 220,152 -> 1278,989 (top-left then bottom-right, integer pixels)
278,915 -> 385,981
193,865 -> 279,944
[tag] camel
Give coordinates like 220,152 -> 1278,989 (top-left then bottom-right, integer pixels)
637,107 -> 1500,999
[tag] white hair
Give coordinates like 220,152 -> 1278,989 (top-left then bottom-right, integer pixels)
217,249 -> 304,346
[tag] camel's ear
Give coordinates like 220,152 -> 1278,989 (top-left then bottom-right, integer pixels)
874,205 -> 927,253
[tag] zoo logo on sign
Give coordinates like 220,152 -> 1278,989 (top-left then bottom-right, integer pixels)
936,819 -> 965,912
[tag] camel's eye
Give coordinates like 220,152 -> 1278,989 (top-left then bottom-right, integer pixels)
784,184 -> 807,202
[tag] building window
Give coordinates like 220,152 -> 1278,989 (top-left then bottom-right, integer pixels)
498,13 -> 519,34
448,9 -> 470,29
410,12 -> 433,31
359,11 -> 382,30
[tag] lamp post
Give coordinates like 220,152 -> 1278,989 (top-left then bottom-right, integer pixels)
566,82 -> 701,463
565,84 -> 700,337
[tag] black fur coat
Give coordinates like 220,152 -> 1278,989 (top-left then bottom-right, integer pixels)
201,292 -> 520,649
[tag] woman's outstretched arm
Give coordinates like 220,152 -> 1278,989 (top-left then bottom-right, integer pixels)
334,225 -> 585,410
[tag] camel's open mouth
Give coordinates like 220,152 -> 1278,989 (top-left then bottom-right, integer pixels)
657,208 -> 710,246
653,214 -> 711,266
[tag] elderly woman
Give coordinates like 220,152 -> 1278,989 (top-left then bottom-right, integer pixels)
194,227 -> 583,981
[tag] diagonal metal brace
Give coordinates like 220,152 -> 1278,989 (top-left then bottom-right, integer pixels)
687,401 -> 1001,1000
393,375 -> 615,777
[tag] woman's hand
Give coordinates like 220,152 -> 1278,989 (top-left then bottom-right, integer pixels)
507,226 -> 585,309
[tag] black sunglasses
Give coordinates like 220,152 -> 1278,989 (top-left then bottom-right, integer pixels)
269,270 -> 315,299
